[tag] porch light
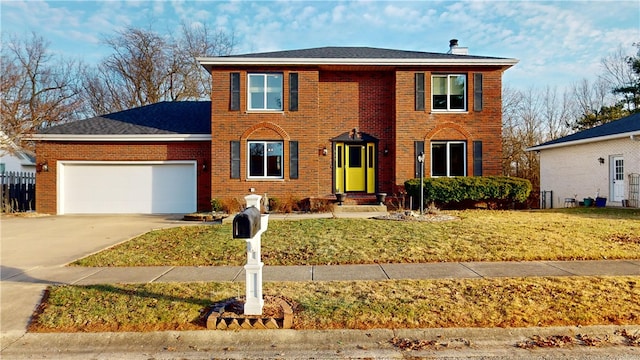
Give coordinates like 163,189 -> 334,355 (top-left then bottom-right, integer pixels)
321,146 -> 328,156
598,157 -> 605,164
384,146 -> 389,156
36,160 -> 49,172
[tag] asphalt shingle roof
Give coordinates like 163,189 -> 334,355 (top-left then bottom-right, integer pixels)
222,46 -> 505,61
533,112 -> 640,149
40,101 -> 211,135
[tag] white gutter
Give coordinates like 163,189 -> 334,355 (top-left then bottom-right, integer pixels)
526,130 -> 640,151
197,56 -> 519,67
28,134 -> 212,142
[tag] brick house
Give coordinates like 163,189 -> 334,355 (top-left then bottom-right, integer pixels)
32,42 -> 517,214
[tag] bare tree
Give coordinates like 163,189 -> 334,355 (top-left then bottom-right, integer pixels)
571,78 -> 621,130
170,22 -> 237,101
600,43 -> 640,112
502,85 -> 575,193
540,86 -> 573,140
82,24 -> 236,115
1,33 -> 83,151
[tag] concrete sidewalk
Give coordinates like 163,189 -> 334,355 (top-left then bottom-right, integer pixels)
5,259 -> 640,286
2,213 -> 640,359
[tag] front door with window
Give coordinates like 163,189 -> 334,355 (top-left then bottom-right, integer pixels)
611,156 -> 625,202
334,142 -> 375,193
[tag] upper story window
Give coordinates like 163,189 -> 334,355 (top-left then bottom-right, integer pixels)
432,74 -> 466,111
248,141 -> 283,178
248,73 -> 283,111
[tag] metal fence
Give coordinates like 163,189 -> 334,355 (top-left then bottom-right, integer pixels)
629,173 -> 639,208
1,171 -> 36,212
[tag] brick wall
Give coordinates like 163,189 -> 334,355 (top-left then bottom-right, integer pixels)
209,65 -> 505,201
394,68 -> 503,187
35,141 -> 211,214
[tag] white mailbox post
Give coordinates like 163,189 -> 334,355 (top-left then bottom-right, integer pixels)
232,194 -> 269,315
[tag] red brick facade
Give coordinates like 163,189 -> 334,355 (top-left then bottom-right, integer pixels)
35,141 -> 211,214
209,65 -> 506,202
33,49 -> 513,214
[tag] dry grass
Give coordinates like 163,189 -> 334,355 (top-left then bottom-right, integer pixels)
30,276 -> 639,332
73,208 -> 640,267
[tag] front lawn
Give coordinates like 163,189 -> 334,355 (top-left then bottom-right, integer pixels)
73,208 -> 640,267
30,276 -> 640,332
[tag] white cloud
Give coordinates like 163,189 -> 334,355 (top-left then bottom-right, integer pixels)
2,0 -> 637,91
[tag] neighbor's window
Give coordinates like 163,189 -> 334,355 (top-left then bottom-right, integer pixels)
431,141 -> 466,177
432,74 -> 466,111
248,73 -> 283,111
248,141 -> 283,178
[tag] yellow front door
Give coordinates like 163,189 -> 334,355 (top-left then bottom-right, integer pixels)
345,144 -> 366,192
335,142 -> 376,193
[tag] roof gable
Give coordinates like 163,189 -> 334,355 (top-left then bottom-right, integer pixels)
38,101 -> 211,136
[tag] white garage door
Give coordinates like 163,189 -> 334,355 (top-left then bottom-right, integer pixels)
59,161 -> 197,214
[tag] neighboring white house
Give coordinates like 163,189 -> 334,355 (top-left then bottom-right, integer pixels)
0,132 -> 36,173
528,113 -> 640,208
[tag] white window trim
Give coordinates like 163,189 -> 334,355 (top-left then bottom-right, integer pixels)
430,141 -> 467,177
431,74 -> 467,112
247,73 -> 283,111
247,140 -> 284,179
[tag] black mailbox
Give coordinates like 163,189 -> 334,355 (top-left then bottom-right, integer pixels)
233,206 -> 261,239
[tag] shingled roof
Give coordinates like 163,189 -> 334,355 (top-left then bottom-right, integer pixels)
198,46 -> 518,69
528,112 -> 640,151
223,46 -> 504,60
37,101 -> 211,136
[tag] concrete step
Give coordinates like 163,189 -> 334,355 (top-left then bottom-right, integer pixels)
331,204 -> 387,213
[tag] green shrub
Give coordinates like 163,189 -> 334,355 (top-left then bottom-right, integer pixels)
404,176 -> 532,209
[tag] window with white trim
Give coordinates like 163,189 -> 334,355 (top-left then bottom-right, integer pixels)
431,141 -> 466,177
248,73 -> 283,111
432,74 -> 466,111
248,141 -> 283,178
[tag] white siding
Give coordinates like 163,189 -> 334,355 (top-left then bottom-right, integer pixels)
0,151 -> 35,173
539,137 -> 640,207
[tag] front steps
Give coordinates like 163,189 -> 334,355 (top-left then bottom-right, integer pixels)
328,193 -> 388,213
331,204 -> 387,213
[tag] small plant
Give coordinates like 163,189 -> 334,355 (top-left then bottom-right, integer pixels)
220,197 -> 242,213
309,198 -> 333,213
425,201 -> 440,215
269,195 -> 303,213
211,198 -> 224,213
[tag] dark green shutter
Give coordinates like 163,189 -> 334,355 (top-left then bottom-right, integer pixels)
230,141 -> 240,178
414,141 -> 424,178
289,73 -> 298,111
230,73 -> 240,111
415,73 -> 425,111
473,141 -> 483,176
289,141 -> 299,179
474,73 -> 483,112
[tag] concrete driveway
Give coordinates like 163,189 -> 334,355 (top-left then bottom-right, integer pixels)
1,214 -> 186,344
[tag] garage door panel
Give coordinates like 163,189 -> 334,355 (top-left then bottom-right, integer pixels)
150,164 -> 196,213
61,162 -> 196,214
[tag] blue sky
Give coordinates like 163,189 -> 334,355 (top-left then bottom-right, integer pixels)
2,0 -> 639,91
